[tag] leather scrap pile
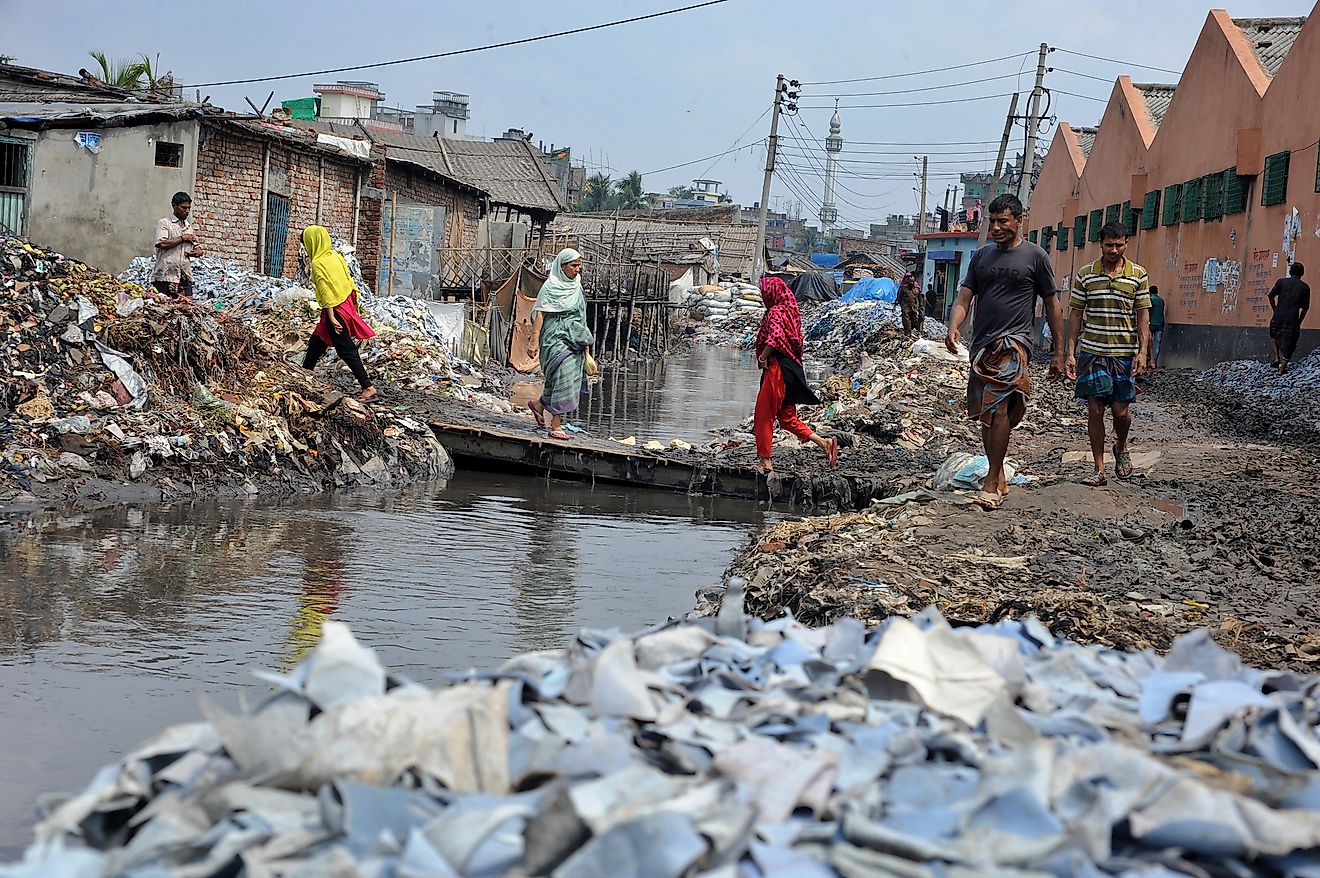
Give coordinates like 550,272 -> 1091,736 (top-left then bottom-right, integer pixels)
2,236 -> 451,505
1182,347 -> 1320,442
7,598 -> 1320,877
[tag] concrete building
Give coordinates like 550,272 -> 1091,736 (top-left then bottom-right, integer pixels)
1030,8 -> 1318,366
914,230 -> 983,320
312,81 -> 398,129
691,179 -> 725,204
415,92 -> 472,140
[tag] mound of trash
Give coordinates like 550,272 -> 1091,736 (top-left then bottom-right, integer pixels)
1187,347 -> 1320,441
2,237 -> 451,505
7,598 -> 1320,877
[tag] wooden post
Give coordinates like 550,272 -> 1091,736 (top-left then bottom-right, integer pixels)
387,191 -> 397,295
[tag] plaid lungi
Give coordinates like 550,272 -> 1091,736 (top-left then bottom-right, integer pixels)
967,337 -> 1031,427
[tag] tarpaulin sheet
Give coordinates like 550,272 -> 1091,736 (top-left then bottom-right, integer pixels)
509,293 -> 540,373
839,276 -> 898,304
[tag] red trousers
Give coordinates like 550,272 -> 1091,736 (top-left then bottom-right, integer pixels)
754,358 -> 815,458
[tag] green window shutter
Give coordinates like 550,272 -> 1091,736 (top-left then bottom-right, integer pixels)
1041,226 -> 1054,252
1141,190 -> 1160,230
1162,183 -> 1182,225
1202,172 -> 1224,219
1263,150 -> 1290,206
1028,229 -> 1038,244
1073,214 -> 1087,248
1105,203 -> 1121,226
1123,200 -> 1137,235
1180,177 -> 1202,222
1057,222 -> 1069,250
1223,168 -> 1249,214
1088,208 -> 1104,241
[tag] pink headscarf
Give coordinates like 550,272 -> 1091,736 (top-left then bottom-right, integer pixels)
756,277 -> 804,363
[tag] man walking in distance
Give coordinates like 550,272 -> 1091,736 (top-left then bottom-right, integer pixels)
946,194 -> 1064,510
1268,262 -> 1310,374
153,191 -> 203,298
1148,285 -> 1166,369
1065,222 -> 1151,485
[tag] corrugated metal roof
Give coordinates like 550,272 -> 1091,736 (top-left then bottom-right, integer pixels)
1132,83 -> 1176,131
1072,126 -> 1099,158
440,138 -> 566,214
1232,17 -> 1307,79
0,100 -> 206,128
549,215 -> 757,275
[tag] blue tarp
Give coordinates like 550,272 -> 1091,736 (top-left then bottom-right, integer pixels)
838,276 -> 898,304
810,253 -> 841,268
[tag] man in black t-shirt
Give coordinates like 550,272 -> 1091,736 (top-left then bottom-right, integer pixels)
946,194 -> 1064,510
1269,262 -> 1311,374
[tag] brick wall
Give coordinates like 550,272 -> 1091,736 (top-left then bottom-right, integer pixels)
194,123 -> 364,279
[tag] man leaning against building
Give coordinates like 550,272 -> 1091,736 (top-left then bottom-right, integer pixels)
153,191 -> 203,298
1065,222 -> 1151,486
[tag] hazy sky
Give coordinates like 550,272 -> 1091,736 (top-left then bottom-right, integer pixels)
6,0 -> 1313,226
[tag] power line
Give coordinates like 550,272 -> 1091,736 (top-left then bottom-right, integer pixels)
696,104 -> 772,180
175,0 -> 731,89
1051,67 -> 1118,85
846,138 -> 1003,146
1051,89 -> 1109,104
1053,47 -> 1183,76
799,92 -> 1018,110
638,140 -> 765,176
778,145 -> 1008,157
777,148 -> 999,168
804,72 -> 1025,99
801,51 -> 1032,86
780,115 -> 895,203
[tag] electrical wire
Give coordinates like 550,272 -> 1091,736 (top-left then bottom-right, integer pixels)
799,92 -> 1017,110
639,140 -> 765,176
171,0 -> 732,89
1053,48 -> 1183,76
803,72 -> 1024,99
695,104 -> 772,180
1051,67 -> 1119,85
780,115 -> 903,203
801,51 -> 1032,86
1051,89 -> 1110,103
847,138 -> 1003,146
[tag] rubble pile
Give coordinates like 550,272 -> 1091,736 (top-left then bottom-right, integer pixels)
2,237 -> 452,505
9,605 -> 1320,878
803,299 -> 945,369
1186,348 -> 1320,441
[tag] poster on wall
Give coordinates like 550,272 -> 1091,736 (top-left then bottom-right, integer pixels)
1283,208 -> 1301,266
1243,248 -> 1274,325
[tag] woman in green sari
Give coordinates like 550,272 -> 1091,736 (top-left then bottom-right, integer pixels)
527,249 -> 593,440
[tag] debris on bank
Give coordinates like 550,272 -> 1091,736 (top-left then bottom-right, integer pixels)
8,603 -> 1320,877
2,237 -> 452,507
1188,347 -> 1320,441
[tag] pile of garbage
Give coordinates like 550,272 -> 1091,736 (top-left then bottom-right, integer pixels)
9,601 -> 1320,877
804,299 -> 946,367
1186,347 -> 1320,441
2,236 -> 452,505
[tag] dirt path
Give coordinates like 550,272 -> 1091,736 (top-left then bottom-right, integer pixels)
716,373 -> 1320,671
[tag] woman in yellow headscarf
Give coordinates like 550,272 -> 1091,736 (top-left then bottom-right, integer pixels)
301,225 -> 377,401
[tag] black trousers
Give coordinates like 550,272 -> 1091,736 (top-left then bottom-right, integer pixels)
304,320 -> 372,391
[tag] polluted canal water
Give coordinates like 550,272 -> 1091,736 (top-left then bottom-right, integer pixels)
0,347 -> 775,856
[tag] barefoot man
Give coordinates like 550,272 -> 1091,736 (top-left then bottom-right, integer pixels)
1065,222 -> 1151,485
1269,262 -> 1310,374
946,194 -> 1064,510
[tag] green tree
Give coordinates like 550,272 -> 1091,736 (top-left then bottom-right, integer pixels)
614,171 -> 646,210
576,172 -> 614,212
798,227 -> 821,255
88,50 -> 147,89
667,185 -> 695,199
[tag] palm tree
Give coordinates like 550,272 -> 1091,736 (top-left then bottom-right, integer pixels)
667,185 -> 695,199
614,171 -> 646,210
576,172 -> 614,213
88,50 -> 147,89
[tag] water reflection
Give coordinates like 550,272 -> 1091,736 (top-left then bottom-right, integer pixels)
0,471 -> 772,856
510,344 -> 763,443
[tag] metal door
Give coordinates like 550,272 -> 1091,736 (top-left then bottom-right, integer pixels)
264,192 -> 290,276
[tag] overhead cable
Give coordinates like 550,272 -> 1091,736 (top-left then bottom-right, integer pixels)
175,0 -> 732,89
1053,48 -> 1183,76
803,72 -> 1025,99
801,51 -> 1032,86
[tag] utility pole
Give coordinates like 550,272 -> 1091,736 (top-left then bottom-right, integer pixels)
916,156 -> 928,236
978,92 -> 1020,249
752,74 -> 795,282
1018,42 -> 1049,207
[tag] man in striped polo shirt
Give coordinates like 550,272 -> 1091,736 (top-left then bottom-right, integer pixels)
1065,222 -> 1152,485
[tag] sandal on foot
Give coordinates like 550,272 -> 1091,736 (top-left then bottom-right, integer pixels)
754,460 -> 774,475
547,428 -> 570,441
358,387 -> 378,402
974,490 -> 1004,510
1080,471 -> 1107,487
825,437 -> 839,470
1113,445 -> 1133,480
527,401 -> 546,428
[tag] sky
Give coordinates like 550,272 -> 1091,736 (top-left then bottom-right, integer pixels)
5,0 -> 1315,229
